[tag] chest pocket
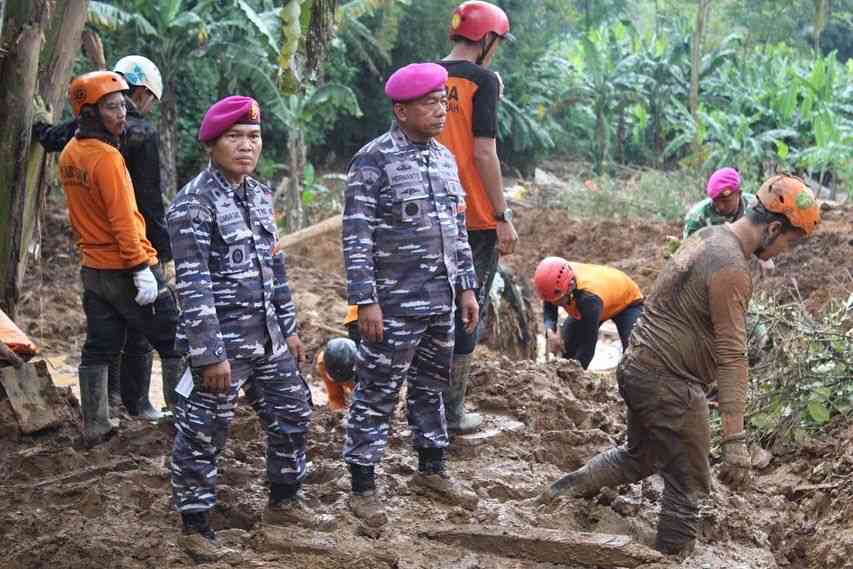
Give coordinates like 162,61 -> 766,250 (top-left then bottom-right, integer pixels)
217,219 -> 254,273
392,186 -> 430,225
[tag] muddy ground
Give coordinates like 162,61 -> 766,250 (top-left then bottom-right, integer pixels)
2,190 -> 852,568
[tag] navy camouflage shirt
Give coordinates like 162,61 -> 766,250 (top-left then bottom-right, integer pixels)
167,165 -> 296,368
343,122 -> 477,317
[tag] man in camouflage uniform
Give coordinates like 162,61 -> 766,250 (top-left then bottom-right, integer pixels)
167,96 -> 333,561
682,167 -> 757,239
343,63 -> 481,528
33,55 -> 176,420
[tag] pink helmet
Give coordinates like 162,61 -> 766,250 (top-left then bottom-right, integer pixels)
706,167 -> 742,199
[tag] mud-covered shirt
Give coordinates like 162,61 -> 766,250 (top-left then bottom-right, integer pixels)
343,122 -> 477,317
682,192 -> 757,239
167,165 -> 296,368
435,60 -> 500,231
625,225 -> 752,415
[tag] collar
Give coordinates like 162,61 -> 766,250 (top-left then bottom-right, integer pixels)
390,121 -> 438,153
712,195 -> 746,219
206,162 -> 254,198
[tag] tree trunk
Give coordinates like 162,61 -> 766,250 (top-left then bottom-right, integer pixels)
594,103 -> 607,174
0,1 -> 48,319
689,0 -> 711,159
159,76 -> 179,198
0,0 -> 87,319
813,0 -> 831,55
0,0 -> 88,319
285,129 -> 306,232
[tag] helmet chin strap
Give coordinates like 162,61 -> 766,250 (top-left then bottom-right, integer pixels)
476,34 -> 498,65
755,225 -> 780,258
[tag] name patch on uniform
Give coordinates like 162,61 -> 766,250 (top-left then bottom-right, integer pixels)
386,161 -> 422,186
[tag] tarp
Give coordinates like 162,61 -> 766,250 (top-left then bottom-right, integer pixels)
0,309 -> 38,358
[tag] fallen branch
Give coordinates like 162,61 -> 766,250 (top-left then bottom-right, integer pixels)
313,322 -> 347,337
15,457 -> 138,489
277,214 -> 341,250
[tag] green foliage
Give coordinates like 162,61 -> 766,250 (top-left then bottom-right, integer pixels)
89,0 -> 853,197
748,294 -> 853,443
560,168 -> 702,221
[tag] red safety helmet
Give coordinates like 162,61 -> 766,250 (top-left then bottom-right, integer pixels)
449,1 -> 514,42
533,257 -> 576,303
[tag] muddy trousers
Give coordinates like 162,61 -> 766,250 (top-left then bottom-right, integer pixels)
80,265 -> 182,365
170,351 -> 313,512
453,229 -> 498,356
570,364 -> 710,553
344,312 -> 454,466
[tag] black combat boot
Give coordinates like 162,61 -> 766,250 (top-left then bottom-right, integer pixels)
178,510 -> 239,563
263,482 -> 336,530
348,464 -> 387,527
410,447 -> 479,509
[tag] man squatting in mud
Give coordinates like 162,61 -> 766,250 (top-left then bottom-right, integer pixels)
533,258 -> 644,370
539,175 -> 821,556
342,62 -> 481,527
167,96 -> 335,559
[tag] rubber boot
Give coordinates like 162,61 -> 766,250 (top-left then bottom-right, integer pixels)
178,510 -> 240,564
348,464 -> 387,528
263,483 -> 336,531
107,354 -> 123,410
410,447 -> 479,509
121,352 -> 163,420
446,354 -> 482,434
538,448 -> 631,504
79,365 -> 119,444
161,357 -> 186,411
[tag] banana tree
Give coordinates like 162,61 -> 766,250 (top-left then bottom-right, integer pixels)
562,24 -> 648,173
237,56 -> 362,230
89,0 -> 215,196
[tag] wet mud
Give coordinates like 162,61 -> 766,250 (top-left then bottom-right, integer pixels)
4,195 -> 852,568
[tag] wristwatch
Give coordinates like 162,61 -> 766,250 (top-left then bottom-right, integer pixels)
494,208 -> 513,223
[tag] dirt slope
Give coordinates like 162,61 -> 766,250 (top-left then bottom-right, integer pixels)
2,194 -> 852,569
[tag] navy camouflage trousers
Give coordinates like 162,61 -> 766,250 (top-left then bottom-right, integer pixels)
344,311 -> 454,466
171,351 -> 313,512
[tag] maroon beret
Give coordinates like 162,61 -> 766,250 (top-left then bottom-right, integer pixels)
198,96 -> 261,142
384,63 -> 448,102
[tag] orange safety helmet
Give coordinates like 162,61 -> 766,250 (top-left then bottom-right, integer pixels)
449,1 -> 514,42
67,71 -> 129,116
756,175 -> 820,236
533,257 -> 576,303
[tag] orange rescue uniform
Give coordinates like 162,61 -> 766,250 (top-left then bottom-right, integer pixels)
318,305 -> 359,411
58,137 -> 156,269
435,60 -> 500,231
563,263 -> 644,321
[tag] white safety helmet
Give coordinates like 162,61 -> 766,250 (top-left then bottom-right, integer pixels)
113,55 -> 163,100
